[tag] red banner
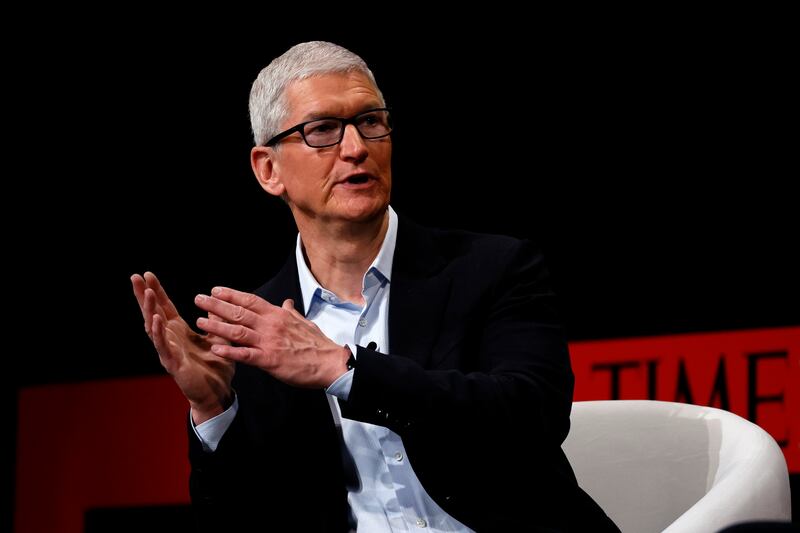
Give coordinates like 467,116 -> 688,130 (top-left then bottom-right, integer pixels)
571,326 -> 799,472
15,377 -> 190,533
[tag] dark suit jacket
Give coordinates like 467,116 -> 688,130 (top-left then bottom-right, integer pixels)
189,215 -> 618,532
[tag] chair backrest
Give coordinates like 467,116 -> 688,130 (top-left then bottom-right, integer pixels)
562,400 -> 791,532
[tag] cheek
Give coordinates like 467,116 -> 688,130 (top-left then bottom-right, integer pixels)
376,145 -> 393,173
284,156 -> 331,190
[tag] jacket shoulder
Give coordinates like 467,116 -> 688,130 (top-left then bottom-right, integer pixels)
412,220 -> 541,274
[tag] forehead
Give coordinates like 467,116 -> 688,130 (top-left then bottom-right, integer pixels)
284,71 -> 382,121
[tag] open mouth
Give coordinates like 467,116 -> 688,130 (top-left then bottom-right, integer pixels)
344,174 -> 371,185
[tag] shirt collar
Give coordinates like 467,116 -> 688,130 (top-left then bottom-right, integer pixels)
295,205 -> 398,315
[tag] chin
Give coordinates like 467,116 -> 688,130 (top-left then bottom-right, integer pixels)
338,198 -> 388,223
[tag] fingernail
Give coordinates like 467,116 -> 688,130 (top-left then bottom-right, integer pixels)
197,317 -> 207,325
212,287 -> 222,295
195,294 -> 207,303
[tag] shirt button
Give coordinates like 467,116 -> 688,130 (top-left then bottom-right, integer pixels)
394,451 -> 403,462
416,518 -> 427,528
358,317 -> 367,327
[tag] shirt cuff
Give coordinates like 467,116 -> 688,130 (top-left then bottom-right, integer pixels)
325,345 -> 355,401
325,369 -> 354,400
190,393 -> 239,452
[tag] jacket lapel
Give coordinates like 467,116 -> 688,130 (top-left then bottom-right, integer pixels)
255,250 -> 304,308
257,215 -> 453,371
389,216 -> 452,369
253,251 -> 337,429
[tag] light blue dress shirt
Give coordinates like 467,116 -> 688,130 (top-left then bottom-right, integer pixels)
193,207 -> 472,532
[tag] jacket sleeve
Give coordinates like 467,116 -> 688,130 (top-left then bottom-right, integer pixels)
344,238 -> 573,440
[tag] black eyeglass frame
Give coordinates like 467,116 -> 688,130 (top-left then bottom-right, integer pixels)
264,107 -> 393,148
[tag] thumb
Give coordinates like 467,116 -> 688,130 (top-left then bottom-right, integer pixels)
282,298 -> 304,319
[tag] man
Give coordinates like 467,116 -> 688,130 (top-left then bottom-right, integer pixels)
131,41 -> 618,532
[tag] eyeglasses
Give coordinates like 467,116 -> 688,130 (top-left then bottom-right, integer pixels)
264,108 -> 393,148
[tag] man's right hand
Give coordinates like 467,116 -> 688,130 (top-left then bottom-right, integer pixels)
131,272 -> 234,424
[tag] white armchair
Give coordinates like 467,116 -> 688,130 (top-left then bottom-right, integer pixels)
562,400 -> 791,532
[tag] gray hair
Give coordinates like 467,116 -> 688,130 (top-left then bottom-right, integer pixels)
249,41 -> 385,147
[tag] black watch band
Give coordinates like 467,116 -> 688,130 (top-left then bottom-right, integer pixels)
346,341 -> 376,371
346,348 -> 357,370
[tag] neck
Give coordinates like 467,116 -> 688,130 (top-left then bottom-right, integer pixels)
296,210 -> 390,305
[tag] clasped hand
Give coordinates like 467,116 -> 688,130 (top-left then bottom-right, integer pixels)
132,272 -> 349,423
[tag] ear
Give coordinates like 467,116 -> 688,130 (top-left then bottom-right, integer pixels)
251,146 -> 286,197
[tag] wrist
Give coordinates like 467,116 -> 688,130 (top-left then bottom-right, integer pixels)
324,345 -> 353,389
190,392 -> 233,425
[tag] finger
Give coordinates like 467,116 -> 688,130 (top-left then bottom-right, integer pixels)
196,316 -> 261,346
143,271 -> 180,319
206,312 -> 230,345
195,294 -> 259,328
143,288 -> 157,337
131,274 -> 149,322
152,314 -> 177,372
209,286 -> 273,314
210,343 -> 263,365
145,288 -> 171,338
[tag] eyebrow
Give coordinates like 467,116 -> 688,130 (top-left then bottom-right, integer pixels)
300,104 -> 382,123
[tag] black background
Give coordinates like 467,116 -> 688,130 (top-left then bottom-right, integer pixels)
8,12 -> 797,530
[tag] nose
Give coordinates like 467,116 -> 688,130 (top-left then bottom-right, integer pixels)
338,124 -> 369,163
